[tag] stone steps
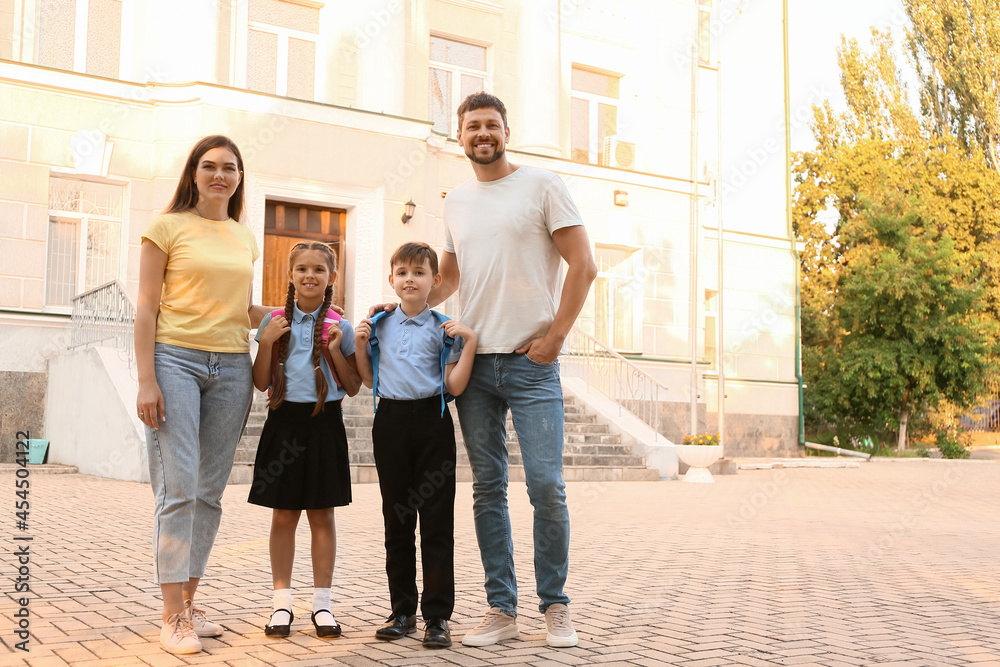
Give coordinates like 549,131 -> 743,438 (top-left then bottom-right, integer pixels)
229,385 -> 658,484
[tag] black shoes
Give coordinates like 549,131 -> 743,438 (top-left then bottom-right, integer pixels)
374,613 -> 417,640
423,618 -> 452,648
311,610 -> 342,639
264,609 -> 293,638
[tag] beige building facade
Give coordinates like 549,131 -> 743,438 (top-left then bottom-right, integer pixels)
0,0 -> 801,465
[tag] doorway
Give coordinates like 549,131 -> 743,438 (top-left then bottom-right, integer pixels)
263,200 -> 347,308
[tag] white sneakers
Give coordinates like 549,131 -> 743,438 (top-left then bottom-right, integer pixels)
461,608 -> 520,646
160,602 -> 223,654
159,612 -> 201,655
544,603 -> 579,647
461,605 -> 579,648
185,600 -> 223,637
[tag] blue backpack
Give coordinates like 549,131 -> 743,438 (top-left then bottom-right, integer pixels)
368,309 -> 455,416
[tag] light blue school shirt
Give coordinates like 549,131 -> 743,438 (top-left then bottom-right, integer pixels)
367,306 -> 464,401
256,304 -> 356,403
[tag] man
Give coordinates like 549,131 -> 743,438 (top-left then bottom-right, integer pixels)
429,92 -> 597,648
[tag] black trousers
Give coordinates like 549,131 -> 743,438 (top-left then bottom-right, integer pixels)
372,396 -> 456,620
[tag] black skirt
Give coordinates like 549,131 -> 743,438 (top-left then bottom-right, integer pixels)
247,400 -> 352,510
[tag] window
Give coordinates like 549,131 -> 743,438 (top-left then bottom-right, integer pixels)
429,36 -> 488,136
571,66 -> 621,165
247,0 -> 320,99
37,0 -> 122,78
698,0 -> 713,65
593,244 -> 641,352
45,177 -> 125,308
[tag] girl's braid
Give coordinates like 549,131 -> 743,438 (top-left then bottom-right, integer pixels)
267,282 -> 296,410
309,284 -> 334,415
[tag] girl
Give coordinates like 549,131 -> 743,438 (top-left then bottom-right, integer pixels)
136,135 -> 271,655
249,241 -> 362,640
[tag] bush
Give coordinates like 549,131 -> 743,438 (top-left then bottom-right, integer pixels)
936,431 -> 971,459
914,443 -> 932,458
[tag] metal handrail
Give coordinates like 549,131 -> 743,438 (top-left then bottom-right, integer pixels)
562,326 -> 668,434
70,280 -> 136,368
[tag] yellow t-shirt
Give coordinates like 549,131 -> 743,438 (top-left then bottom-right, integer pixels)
142,211 -> 260,353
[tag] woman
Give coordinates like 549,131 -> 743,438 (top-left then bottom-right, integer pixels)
135,135 -> 270,654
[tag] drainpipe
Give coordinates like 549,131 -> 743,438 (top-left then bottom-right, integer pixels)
783,0 -> 805,446
689,44 -> 701,438
805,442 -> 870,460
717,61 -> 725,452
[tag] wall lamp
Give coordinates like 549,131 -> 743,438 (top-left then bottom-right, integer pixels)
401,198 -> 416,223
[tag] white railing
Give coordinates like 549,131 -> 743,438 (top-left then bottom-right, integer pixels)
70,280 -> 136,368
563,326 -> 668,434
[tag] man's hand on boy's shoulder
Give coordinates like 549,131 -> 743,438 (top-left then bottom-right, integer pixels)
367,302 -> 397,318
440,319 -> 477,343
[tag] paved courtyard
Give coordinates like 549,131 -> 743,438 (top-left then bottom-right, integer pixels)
1,459 -> 999,666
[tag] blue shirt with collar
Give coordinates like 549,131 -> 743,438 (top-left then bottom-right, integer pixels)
367,306 -> 464,401
256,303 -> 356,403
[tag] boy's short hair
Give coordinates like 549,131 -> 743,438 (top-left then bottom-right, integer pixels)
390,241 -> 439,275
457,92 -> 508,132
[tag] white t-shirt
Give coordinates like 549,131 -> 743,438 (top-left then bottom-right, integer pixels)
443,165 -> 584,353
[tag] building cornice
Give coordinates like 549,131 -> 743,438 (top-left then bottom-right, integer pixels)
0,61 -> 433,142
429,136 -> 709,196
437,0 -> 504,15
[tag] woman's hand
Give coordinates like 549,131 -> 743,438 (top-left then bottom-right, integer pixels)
137,380 -> 166,429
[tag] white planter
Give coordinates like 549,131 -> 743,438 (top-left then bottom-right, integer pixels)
675,444 -> 723,483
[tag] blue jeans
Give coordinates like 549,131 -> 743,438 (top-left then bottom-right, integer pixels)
146,343 -> 253,584
455,353 -> 571,616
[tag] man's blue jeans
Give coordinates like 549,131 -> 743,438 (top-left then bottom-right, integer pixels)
456,353 -> 571,616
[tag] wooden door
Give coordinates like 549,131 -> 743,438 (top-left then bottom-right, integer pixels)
262,201 -> 347,308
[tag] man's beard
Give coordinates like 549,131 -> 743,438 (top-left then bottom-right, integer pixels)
465,142 -> 506,165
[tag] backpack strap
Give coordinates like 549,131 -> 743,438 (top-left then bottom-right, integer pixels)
319,310 -> 342,388
368,311 -> 390,413
429,310 -> 456,417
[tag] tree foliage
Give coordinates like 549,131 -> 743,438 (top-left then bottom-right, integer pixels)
794,14 -> 1000,448
904,0 -> 1000,169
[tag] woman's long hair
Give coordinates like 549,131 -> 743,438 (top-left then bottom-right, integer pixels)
268,242 -> 339,416
164,135 -> 246,222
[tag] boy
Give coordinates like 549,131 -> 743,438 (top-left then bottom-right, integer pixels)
354,242 -> 478,649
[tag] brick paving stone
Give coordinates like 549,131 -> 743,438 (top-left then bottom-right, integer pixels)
135,653 -> 187,667
3,461 -> 1000,665
23,659 -> 71,667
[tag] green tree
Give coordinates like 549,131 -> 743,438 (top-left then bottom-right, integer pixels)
810,197 -> 995,448
794,25 -> 1000,449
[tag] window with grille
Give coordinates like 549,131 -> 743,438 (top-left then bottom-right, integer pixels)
429,35 -> 488,137
247,0 -> 320,99
45,177 -> 125,308
571,66 -> 622,166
